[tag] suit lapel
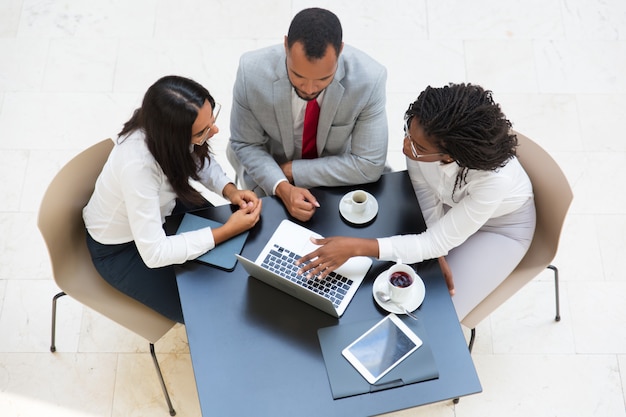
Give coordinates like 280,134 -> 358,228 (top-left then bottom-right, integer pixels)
317,58 -> 345,154
273,59 -> 295,160
274,80 -> 294,160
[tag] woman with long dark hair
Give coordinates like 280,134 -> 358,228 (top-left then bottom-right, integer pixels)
83,75 -> 262,323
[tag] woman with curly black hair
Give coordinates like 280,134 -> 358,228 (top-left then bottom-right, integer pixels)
298,83 -> 535,321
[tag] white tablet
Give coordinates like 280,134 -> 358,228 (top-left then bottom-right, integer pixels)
341,314 -> 423,384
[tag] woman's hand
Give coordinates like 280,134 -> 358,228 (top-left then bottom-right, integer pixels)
296,236 -> 378,280
212,199 -> 262,245
222,183 -> 259,209
438,256 -> 455,296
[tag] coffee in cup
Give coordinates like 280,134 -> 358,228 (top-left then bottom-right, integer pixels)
390,270 -> 413,288
386,261 -> 417,303
343,190 -> 368,214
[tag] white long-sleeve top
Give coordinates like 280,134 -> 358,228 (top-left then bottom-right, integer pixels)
377,156 -> 533,263
83,130 -> 232,268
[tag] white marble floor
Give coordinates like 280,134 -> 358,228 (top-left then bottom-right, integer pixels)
1,0 -> 625,416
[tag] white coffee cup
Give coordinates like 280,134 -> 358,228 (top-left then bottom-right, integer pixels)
343,190 -> 368,214
386,261 -> 417,303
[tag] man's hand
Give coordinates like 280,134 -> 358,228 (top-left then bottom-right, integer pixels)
275,181 -> 319,222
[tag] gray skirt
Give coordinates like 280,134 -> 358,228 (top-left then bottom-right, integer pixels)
480,197 -> 536,249
447,197 -> 536,321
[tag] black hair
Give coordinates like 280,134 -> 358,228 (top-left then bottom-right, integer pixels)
118,75 -> 215,206
405,83 -> 517,201
287,7 -> 342,59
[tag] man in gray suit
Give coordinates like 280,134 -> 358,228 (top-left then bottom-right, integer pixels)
227,7 -> 388,221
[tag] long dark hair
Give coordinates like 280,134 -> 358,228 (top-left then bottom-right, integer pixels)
405,83 -> 517,201
119,75 -> 215,206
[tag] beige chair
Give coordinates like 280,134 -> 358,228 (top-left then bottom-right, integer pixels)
461,130 -> 573,349
38,139 -> 177,416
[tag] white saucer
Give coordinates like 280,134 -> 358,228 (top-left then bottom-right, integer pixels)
339,191 -> 378,224
372,269 -> 425,314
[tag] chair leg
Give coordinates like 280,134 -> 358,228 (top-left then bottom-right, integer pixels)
50,291 -> 67,352
51,292 -> 176,415
455,263 -> 562,406
150,343 -> 177,416
453,327 -> 477,404
547,264 -> 561,322
468,328 -> 476,353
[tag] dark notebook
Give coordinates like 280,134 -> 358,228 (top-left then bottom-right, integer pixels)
176,213 -> 248,271
317,316 -> 439,399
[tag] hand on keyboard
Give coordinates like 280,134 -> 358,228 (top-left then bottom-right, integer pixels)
261,245 -> 354,308
296,236 -> 377,279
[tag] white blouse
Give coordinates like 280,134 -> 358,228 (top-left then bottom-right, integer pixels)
83,130 -> 232,268
377,156 -> 533,263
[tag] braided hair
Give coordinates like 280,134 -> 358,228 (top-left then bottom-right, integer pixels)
405,83 -> 517,202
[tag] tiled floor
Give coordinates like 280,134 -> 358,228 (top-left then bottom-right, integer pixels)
1,0 -> 625,416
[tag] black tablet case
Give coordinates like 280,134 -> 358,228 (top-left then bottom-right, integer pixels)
176,213 -> 248,271
317,315 -> 439,399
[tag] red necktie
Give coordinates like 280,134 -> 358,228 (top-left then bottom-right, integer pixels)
302,99 -> 320,159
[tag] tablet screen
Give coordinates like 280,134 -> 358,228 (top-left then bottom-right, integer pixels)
342,314 -> 422,384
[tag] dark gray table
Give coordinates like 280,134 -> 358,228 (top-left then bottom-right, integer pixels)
173,170 -> 481,416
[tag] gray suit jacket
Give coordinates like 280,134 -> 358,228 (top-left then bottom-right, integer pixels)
228,44 -> 388,195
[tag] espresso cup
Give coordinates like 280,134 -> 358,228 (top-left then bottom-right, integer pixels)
387,262 -> 417,303
343,190 -> 368,214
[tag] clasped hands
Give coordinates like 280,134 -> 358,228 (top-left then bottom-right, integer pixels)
217,183 -> 263,242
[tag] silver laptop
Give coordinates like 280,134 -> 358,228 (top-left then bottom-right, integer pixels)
236,219 -> 372,317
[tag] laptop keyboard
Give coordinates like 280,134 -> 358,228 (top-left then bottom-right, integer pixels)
261,244 -> 354,308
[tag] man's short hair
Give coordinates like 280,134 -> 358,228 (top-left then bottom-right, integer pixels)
287,7 -> 342,59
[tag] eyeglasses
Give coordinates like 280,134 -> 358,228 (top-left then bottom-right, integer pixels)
404,118 -> 445,159
198,102 -> 221,145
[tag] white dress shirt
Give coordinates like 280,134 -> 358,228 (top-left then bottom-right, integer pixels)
271,89 -> 326,194
83,130 -> 232,268
290,89 -> 325,158
377,156 -> 533,263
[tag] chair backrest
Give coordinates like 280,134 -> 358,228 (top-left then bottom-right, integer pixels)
461,131 -> 573,329
38,139 -> 175,343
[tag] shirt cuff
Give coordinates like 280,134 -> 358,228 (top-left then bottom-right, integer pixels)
376,237 -> 394,261
182,226 -> 216,261
213,176 -> 232,199
272,178 -> 288,195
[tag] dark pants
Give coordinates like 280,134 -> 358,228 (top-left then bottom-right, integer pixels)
86,231 -> 185,324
